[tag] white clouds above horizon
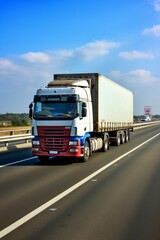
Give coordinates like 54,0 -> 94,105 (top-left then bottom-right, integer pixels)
0,40 -> 159,89
20,40 -> 120,63
151,0 -> 160,11
0,58 -> 18,70
75,41 -> 120,61
0,40 -> 121,83
19,42 -> 155,67
0,58 -> 22,76
110,69 -> 159,85
119,50 -> 154,60
143,24 -> 160,37
21,52 -> 51,63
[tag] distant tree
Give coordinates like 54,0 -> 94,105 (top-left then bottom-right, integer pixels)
0,113 -> 31,126
12,116 -> 21,126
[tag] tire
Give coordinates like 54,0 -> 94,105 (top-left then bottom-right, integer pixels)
81,141 -> 90,162
116,132 -> 121,146
128,130 -> 131,141
102,138 -> 109,152
120,131 -> 125,144
125,130 -> 129,143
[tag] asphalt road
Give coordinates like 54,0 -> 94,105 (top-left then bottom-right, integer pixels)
0,124 -> 160,240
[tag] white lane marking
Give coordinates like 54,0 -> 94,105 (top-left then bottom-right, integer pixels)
0,132 -> 160,238
0,156 -> 37,168
49,208 -> 57,212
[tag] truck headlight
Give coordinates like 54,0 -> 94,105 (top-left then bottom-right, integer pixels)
70,149 -> 79,152
32,140 -> 40,145
69,140 -> 79,146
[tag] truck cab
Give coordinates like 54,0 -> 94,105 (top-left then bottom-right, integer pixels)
30,79 -> 93,162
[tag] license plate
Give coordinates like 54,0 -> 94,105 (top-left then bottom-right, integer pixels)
49,151 -> 58,154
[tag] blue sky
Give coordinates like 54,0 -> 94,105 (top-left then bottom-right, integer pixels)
0,0 -> 160,115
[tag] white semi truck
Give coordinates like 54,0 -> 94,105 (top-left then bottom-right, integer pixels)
29,73 -> 133,162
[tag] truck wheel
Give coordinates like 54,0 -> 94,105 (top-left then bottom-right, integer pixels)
116,132 -> 121,146
102,138 -> 109,152
125,131 -> 129,143
38,156 -> 49,164
120,131 -> 125,144
81,141 -> 90,162
128,130 -> 131,141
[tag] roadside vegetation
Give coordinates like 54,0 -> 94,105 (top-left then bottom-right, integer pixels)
0,113 -> 31,127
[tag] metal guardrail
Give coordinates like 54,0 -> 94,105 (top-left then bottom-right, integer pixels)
0,128 -> 33,147
0,121 -> 160,148
133,120 -> 160,128
0,128 -> 31,135
0,133 -> 33,147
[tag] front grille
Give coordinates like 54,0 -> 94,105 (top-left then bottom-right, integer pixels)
37,126 -> 71,151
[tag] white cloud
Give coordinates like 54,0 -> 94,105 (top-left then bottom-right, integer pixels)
20,41 -> 120,65
119,50 -> 154,59
21,52 -> 51,63
0,58 -> 18,70
127,69 -> 156,83
110,69 -> 159,84
55,50 -> 74,58
0,40 -> 122,83
143,24 -> 160,37
75,40 -> 120,61
152,0 -> 160,11
0,58 -> 21,76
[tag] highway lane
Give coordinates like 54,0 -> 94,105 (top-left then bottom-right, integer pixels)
0,124 -> 160,239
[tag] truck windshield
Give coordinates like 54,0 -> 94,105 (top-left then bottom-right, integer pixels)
33,101 -> 78,120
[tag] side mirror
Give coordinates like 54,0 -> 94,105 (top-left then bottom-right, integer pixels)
29,103 -> 33,119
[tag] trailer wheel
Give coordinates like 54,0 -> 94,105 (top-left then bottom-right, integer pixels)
102,138 -> 109,152
81,141 -> 90,162
116,132 -> 121,146
128,130 -> 131,141
38,156 -> 49,164
125,131 -> 129,143
120,131 -> 125,144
